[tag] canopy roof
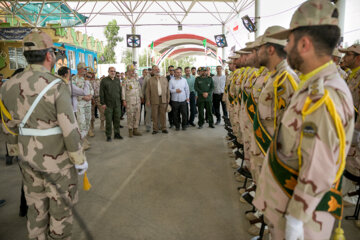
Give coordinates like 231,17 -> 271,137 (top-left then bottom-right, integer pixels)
0,1 -> 254,27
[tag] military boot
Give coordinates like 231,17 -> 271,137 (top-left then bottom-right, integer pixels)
88,128 -> 95,137
100,120 -> 105,131
83,138 -> 91,151
133,128 -> 142,136
129,129 -> 133,138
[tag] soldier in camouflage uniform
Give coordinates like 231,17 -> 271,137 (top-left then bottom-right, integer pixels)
253,1 -> 354,239
0,30 -> 87,240
332,48 -> 348,80
122,64 -> 143,137
89,69 -> 105,135
339,44 -> 360,208
72,63 -> 93,150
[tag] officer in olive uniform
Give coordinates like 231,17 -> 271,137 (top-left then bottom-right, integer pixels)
100,66 -> 123,141
194,67 -> 214,128
0,30 -> 87,240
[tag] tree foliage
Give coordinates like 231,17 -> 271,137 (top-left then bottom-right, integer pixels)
98,20 -> 123,64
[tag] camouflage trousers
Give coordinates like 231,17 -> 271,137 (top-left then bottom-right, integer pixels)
91,96 -> 105,124
19,161 -> 78,240
126,102 -> 141,130
77,103 -> 91,139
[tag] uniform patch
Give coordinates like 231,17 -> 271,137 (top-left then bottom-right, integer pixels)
302,122 -> 317,137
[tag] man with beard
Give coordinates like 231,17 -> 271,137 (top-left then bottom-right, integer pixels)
122,64 -> 143,137
339,44 -> 360,211
142,68 -> 154,132
0,30 -> 87,239
100,66 -> 124,141
194,67 -> 214,129
253,0 -> 355,239
146,65 -> 170,134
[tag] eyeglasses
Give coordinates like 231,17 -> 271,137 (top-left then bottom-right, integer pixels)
109,70 -> 116,72
86,75 -> 92,78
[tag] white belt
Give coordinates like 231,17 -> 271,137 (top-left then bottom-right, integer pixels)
19,79 -> 63,137
19,127 -> 62,136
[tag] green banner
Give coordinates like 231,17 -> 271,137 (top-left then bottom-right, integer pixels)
268,129 -> 343,219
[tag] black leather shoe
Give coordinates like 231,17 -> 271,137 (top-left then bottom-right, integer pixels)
107,137 -> 112,142
189,122 -> 196,127
114,134 -> 123,139
162,130 -> 168,134
175,128 -> 180,131
209,125 -> 215,128
0,199 -> 6,207
120,125 -> 124,128
152,131 -> 158,134
198,125 -> 203,129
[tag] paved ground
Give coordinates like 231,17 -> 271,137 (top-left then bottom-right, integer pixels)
0,119 -> 359,240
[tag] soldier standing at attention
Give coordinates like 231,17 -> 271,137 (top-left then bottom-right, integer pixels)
89,68 -> 105,135
122,64 -> 143,137
72,63 -> 93,150
100,66 -> 123,142
253,1 -> 355,239
0,30 -> 87,239
195,67 -> 214,129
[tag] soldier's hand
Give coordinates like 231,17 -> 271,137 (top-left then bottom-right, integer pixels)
285,215 -> 304,240
203,92 -> 208,98
102,105 -> 107,110
75,161 -> 88,175
123,101 -> 127,108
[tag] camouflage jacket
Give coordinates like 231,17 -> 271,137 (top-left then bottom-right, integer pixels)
122,76 -> 143,104
91,78 -> 101,97
0,64 -> 85,172
73,75 -> 93,107
256,59 -> 299,137
253,62 -> 354,224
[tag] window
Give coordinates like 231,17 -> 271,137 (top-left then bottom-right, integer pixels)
79,52 -> 85,64
8,47 -> 27,70
87,54 -> 93,69
68,50 -> 76,69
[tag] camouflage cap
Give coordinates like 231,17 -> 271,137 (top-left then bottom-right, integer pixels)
126,64 -> 136,72
77,62 -> 87,69
226,59 -> 234,64
228,53 -> 241,59
240,41 -> 255,51
234,49 -> 251,55
270,0 -> 339,39
257,26 -> 287,46
339,44 -> 360,55
23,29 -> 55,51
198,67 -> 207,71
87,67 -> 95,73
332,48 -> 343,58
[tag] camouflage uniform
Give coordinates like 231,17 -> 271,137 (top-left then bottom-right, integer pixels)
73,75 -> 93,139
253,62 -> 354,240
0,31 -> 85,240
90,78 -> 105,130
122,76 -> 143,130
240,66 -> 257,167
254,2 -> 354,239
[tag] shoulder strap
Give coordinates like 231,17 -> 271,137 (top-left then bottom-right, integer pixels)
20,79 -> 61,128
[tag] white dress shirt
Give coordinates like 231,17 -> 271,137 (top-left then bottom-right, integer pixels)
169,77 -> 190,102
212,74 -> 226,94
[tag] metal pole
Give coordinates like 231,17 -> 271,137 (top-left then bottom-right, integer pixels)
222,23 -> 225,62
255,0 -> 260,37
131,25 -> 138,65
335,0 -> 346,43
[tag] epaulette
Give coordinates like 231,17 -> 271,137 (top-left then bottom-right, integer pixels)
308,77 -> 325,99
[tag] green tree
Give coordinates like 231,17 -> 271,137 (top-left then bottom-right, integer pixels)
98,20 -> 123,64
121,49 -> 133,66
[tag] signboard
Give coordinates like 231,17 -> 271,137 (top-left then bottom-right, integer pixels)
0,28 -> 32,40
